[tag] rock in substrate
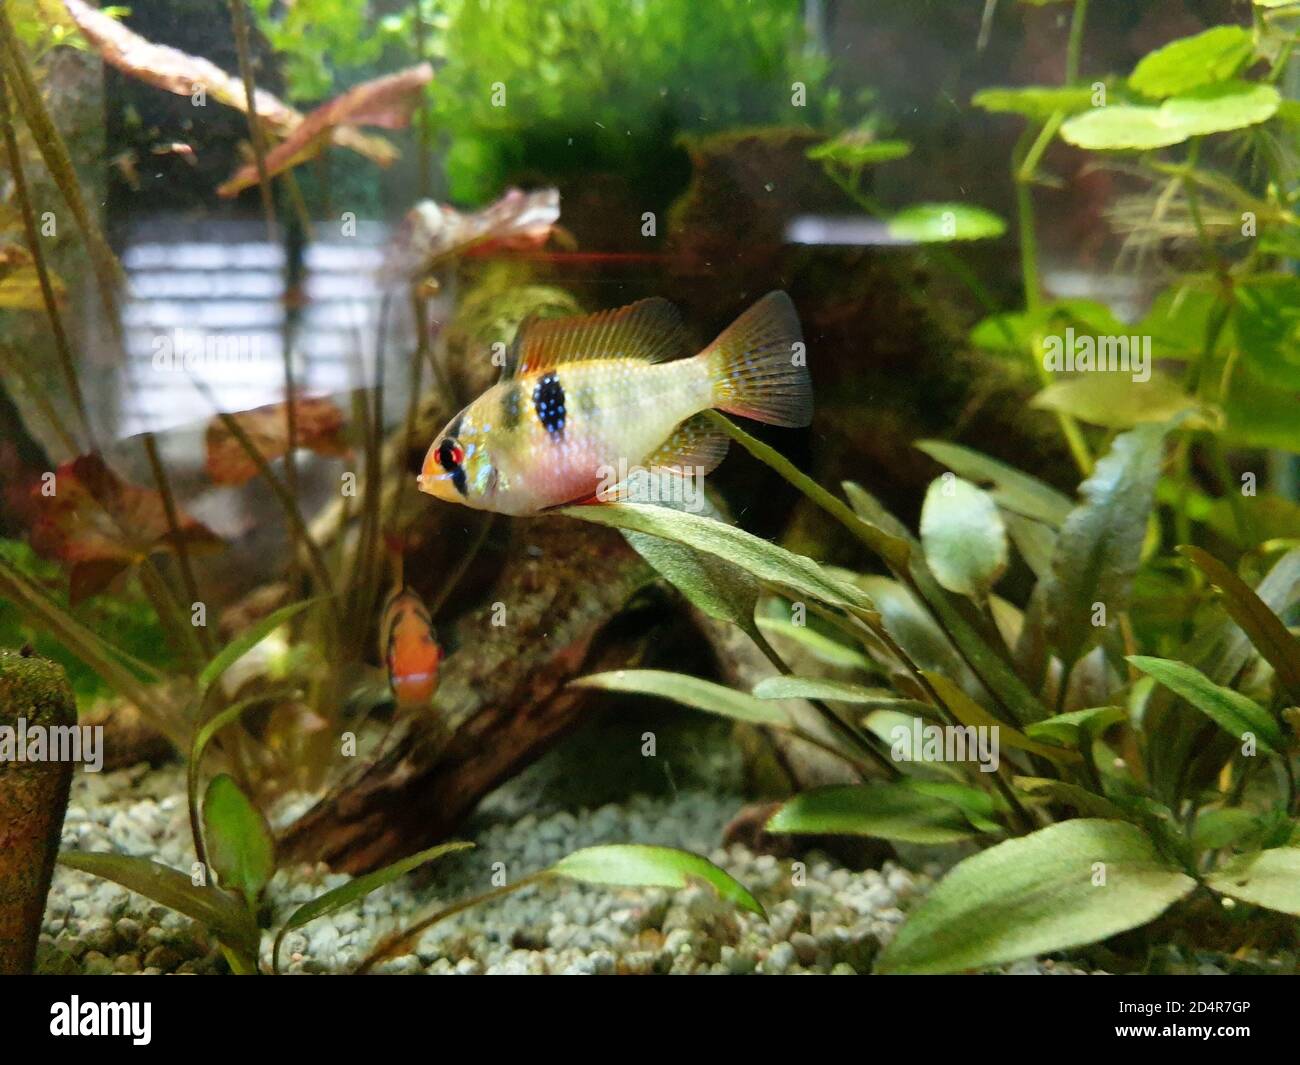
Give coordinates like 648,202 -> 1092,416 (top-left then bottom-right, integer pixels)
0,649 -> 77,974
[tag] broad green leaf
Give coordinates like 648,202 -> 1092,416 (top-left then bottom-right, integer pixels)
753,675 -> 895,705
1041,423 -> 1170,664
755,616 -> 872,671
919,476 -> 1008,599
1180,546 -> 1300,703
273,841 -> 472,972
1013,776 -> 1130,820
885,203 -> 1006,243
972,85 -> 1095,120
1160,81 -> 1281,138
1060,105 -> 1187,150
914,440 -> 1073,527
1223,359 -> 1300,453
57,851 -> 260,959
1025,704 -> 1125,747
765,783 -> 980,844
1060,84 -> 1280,150
1207,849 -> 1300,916
571,669 -> 793,728
1233,275 -> 1300,391
197,598 -> 319,702
1129,26 -> 1254,98
968,299 -> 1127,356
874,819 -> 1197,973
202,774 -> 275,911
807,136 -> 911,168
624,529 -> 760,638
561,503 -> 876,619
549,845 -> 765,918
1030,373 -> 1197,429
1191,807 -> 1264,852
1128,655 -> 1284,753
924,672 -> 1079,765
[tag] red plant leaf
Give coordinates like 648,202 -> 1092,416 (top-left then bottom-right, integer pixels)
205,396 -> 351,486
217,64 -> 434,198
26,454 -> 224,602
62,0 -> 397,166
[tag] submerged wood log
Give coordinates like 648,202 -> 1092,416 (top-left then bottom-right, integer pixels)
280,517 -> 656,873
0,648 -> 76,974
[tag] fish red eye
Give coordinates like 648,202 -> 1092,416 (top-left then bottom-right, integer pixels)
437,439 -> 465,470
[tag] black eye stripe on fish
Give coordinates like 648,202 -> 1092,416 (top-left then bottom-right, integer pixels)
532,371 -> 566,437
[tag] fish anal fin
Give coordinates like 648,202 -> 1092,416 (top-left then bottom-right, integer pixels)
644,413 -> 730,477
509,297 -> 688,377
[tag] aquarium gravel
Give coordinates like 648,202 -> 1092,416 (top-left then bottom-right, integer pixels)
41,762 -> 1098,976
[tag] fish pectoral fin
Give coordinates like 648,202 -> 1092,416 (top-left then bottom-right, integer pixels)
505,297 -> 689,377
644,413 -> 730,476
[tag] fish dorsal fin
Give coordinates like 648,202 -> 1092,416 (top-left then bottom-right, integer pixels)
503,297 -> 688,378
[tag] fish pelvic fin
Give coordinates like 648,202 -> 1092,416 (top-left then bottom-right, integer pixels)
704,291 -> 811,427
504,297 -> 688,378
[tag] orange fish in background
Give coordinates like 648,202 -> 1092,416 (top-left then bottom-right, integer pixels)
378,586 -> 441,710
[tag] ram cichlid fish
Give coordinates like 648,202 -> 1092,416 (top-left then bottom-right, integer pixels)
379,587 -> 441,709
417,291 -> 811,515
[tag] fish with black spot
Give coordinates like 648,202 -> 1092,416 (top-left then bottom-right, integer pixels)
418,292 -> 810,515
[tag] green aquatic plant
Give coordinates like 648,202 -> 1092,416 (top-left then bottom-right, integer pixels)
567,406 -> 1300,973
251,0 -> 836,202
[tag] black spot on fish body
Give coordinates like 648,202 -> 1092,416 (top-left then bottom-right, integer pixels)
450,466 -> 468,496
501,384 -> 522,430
533,371 -> 566,438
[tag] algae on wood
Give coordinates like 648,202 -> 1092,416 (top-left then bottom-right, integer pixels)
0,648 -> 76,974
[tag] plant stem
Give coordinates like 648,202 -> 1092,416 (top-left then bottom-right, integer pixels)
228,0 -> 277,242
0,68 -> 92,449
141,432 -> 213,654
750,627 -> 900,779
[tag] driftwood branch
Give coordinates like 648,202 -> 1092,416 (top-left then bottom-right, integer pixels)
280,517 -> 654,873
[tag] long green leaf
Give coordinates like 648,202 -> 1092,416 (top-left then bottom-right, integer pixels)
755,616 -> 873,671
925,672 -> 1079,765
561,504 -> 875,618
1041,423 -> 1169,665
766,783 -> 980,843
1128,655 -> 1284,754
875,820 -> 1196,973
57,851 -> 260,961
273,841 -> 473,972
549,844 -> 764,918
624,529 -> 760,638
571,669 -> 793,728
752,676 -> 897,706
1180,546 -> 1300,704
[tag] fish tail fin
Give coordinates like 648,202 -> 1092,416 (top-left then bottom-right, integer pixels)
703,291 -> 811,428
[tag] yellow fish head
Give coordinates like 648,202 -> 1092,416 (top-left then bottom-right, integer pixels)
418,413 -> 498,510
